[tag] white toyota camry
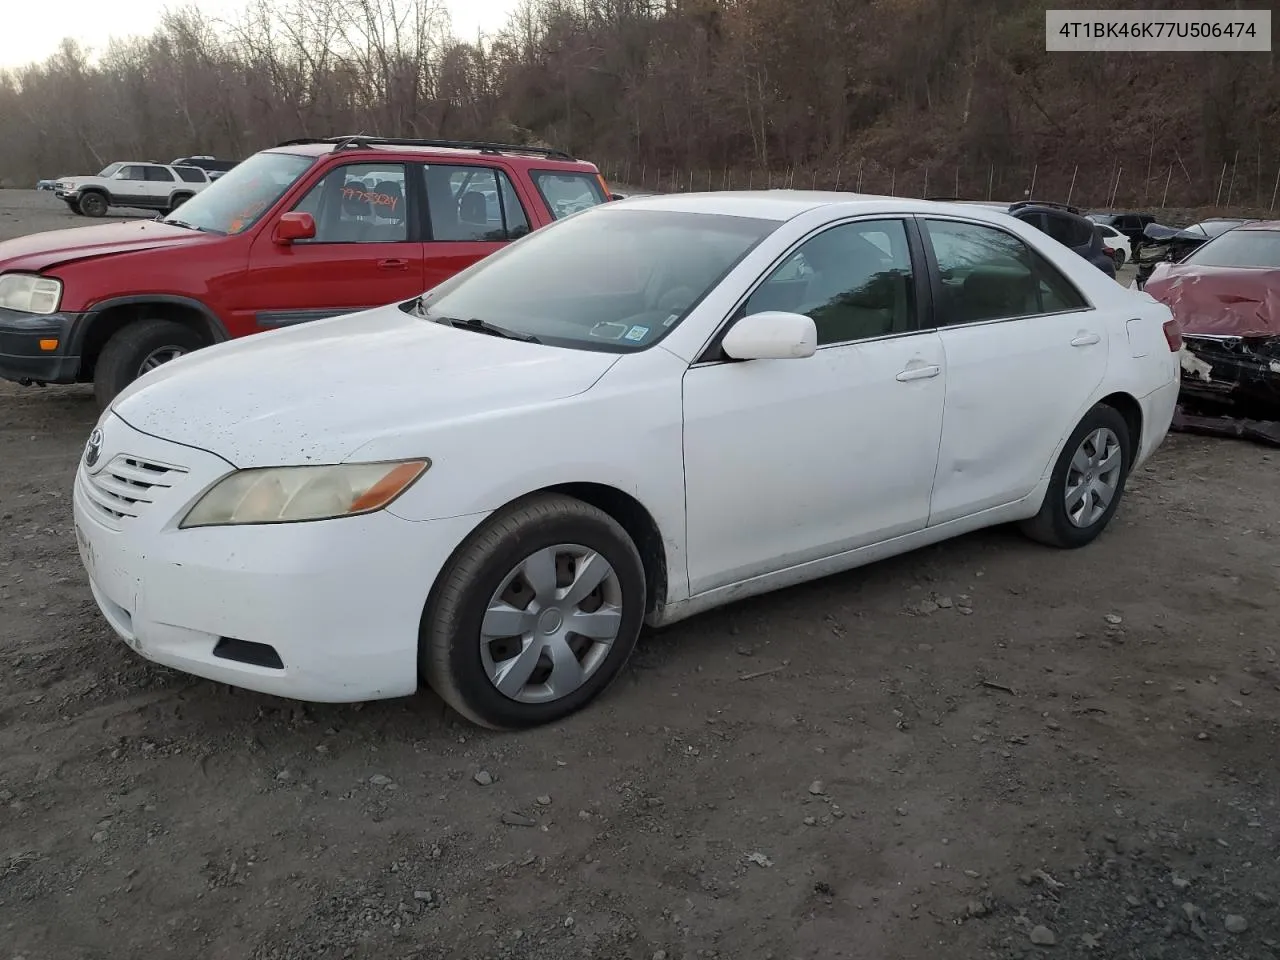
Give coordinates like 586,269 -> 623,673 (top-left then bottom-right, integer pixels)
72,192 -> 1181,729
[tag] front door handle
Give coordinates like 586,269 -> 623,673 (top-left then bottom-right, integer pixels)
1071,332 -> 1101,347
378,258 -> 410,271
896,364 -> 941,382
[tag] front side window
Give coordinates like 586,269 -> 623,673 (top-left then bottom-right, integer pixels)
1184,230 -> 1280,269
530,170 -> 608,220
744,219 -> 916,345
291,162 -> 408,243
159,150 -> 315,235
924,219 -> 1088,325
424,165 -> 530,241
413,208 -> 776,352
118,166 -> 146,181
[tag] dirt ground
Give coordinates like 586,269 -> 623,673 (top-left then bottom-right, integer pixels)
2,188 -> 1279,960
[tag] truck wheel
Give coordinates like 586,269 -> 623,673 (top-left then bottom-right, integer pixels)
65,200 -> 82,215
79,191 -> 109,218
93,319 -> 205,409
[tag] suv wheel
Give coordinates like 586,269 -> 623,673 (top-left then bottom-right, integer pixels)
65,200 -> 82,215
1112,249 -> 1126,267
79,191 -> 109,218
93,318 -> 205,409
420,493 -> 647,730
166,193 -> 192,215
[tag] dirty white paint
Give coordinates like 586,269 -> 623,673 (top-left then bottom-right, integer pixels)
1179,346 -> 1214,382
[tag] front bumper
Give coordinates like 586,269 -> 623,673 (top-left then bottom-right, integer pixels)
1180,335 -> 1280,420
0,307 -> 83,383
72,412 -> 488,703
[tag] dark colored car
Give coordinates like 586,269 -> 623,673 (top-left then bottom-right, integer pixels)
0,136 -> 613,406
169,156 -> 240,180
1087,211 -> 1157,247
1143,220 -> 1280,424
928,199 -> 1117,278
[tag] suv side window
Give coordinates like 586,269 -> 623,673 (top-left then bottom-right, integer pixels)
174,166 -> 206,184
424,165 -> 530,241
1041,212 -> 1092,249
924,219 -> 1088,325
744,219 -> 916,345
291,162 -> 408,243
144,166 -> 175,182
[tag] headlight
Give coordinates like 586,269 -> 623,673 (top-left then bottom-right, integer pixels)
0,274 -> 62,314
180,460 -> 430,528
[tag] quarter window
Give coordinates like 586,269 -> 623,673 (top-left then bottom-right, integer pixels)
174,166 -> 206,183
423,165 -> 529,242
529,170 -> 609,220
291,162 -> 408,243
744,219 -> 916,345
144,166 -> 175,182
924,220 -> 1088,326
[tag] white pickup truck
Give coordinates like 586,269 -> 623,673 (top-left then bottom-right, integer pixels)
54,162 -> 212,218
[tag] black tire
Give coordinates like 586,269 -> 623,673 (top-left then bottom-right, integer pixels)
65,200 -> 82,215
1020,403 -> 1132,549
1113,249 -> 1127,267
79,191 -> 109,218
166,193 -> 192,214
420,493 -> 647,730
93,318 -> 205,409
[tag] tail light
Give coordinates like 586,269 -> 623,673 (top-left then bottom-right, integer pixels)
1162,318 -> 1182,352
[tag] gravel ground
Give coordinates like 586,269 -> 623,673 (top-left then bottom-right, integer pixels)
2,188 -> 1279,960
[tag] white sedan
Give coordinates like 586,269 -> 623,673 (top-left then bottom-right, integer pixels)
1096,222 -> 1133,266
73,192 -> 1181,729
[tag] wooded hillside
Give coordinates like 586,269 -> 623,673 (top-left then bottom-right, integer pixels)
2,0 -> 1277,210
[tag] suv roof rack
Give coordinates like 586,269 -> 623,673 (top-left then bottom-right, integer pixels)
1008,199 -> 1081,215
273,135 -> 576,162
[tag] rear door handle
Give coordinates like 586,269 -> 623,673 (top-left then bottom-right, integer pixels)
896,364 -> 941,382
378,258 -> 409,270
1071,333 -> 1101,347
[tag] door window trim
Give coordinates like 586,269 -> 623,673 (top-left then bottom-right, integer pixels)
692,215 -> 937,366
914,214 -> 1095,332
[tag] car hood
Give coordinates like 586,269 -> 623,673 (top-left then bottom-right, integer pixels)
110,303 -> 622,467
1144,263 -> 1280,337
0,221 -> 209,273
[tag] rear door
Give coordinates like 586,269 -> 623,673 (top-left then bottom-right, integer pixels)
421,163 -> 531,293
241,160 -> 426,330
919,216 -> 1109,524
142,165 -> 177,208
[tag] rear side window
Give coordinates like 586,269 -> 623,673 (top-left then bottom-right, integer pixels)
923,219 -> 1088,326
424,165 -> 530,242
530,170 -> 607,219
174,166 -> 206,183
1040,212 -> 1093,248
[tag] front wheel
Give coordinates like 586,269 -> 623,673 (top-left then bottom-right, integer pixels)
93,318 -> 205,409
1020,404 -> 1132,549
65,200 -> 82,215
79,191 -> 108,218
420,493 -> 647,730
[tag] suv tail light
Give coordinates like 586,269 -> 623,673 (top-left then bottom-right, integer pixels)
1162,318 -> 1182,352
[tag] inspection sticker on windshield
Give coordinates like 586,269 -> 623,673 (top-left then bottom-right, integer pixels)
624,325 -> 649,342
663,314 -> 680,327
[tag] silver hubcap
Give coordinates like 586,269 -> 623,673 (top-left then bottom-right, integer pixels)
481,544 -> 623,704
1064,427 -> 1122,528
139,346 -> 186,375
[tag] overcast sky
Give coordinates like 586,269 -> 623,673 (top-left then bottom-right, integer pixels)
0,0 -> 519,69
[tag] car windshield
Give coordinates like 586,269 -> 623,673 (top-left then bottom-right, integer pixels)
159,151 -> 315,235
1184,230 -> 1280,269
529,170 -> 609,219
412,207 -> 777,352
97,163 -> 122,178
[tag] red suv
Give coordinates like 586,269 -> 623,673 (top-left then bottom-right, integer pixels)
0,136 -> 613,406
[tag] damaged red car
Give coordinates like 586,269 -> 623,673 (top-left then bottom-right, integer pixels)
1142,221 -> 1280,440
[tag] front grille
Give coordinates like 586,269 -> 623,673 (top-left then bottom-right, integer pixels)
82,455 -> 188,526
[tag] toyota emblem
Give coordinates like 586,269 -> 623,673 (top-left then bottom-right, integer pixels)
84,428 -> 103,468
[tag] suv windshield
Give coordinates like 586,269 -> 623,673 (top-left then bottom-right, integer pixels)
413,207 -> 777,352
97,163 -> 122,178
160,151 -> 315,235
529,170 -> 609,219
1185,230 -> 1280,269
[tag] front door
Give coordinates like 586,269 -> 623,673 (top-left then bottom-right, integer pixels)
241,160 -> 425,331
682,218 -> 946,596
918,217 -> 1109,525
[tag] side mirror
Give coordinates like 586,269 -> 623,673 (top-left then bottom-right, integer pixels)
609,193 -> 628,202
273,211 -> 316,244
721,311 -> 817,361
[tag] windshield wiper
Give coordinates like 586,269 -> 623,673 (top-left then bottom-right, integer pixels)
162,218 -> 204,232
442,316 -> 541,344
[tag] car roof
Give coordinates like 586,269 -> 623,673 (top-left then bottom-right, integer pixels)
1236,220 -> 1280,231
264,141 -> 599,172
608,190 -> 1044,224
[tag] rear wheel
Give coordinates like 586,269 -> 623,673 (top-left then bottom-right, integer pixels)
79,191 -> 109,218
93,318 -> 205,409
1020,404 -> 1132,549
1112,249 -> 1127,267
165,193 -> 192,215
420,493 -> 647,730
